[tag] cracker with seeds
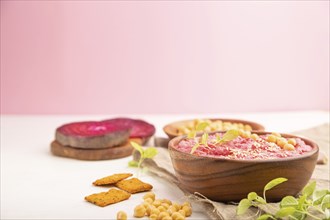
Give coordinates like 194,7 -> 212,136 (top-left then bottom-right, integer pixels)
84,188 -> 131,207
115,178 -> 153,194
93,173 -> 133,186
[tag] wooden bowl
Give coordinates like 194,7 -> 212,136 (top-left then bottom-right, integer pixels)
168,131 -> 319,202
163,118 -> 265,139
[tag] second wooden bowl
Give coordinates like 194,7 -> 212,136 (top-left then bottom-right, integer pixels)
163,118 -> 265,139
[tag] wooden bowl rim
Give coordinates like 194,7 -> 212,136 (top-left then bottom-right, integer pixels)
168,131 -> 319,163
163,118 -> 265,139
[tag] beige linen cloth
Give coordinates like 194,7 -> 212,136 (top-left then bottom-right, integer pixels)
139,124 -> 330,219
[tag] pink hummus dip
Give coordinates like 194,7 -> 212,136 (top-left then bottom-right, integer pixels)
175,134 -> 313,160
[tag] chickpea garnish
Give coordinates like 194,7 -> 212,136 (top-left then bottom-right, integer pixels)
276,138 -> 288,148
272,132 -> 281,138
116,211 -> 127,220
134,204 -> 146,218
267,134 -> 277,143
176,119 -> 253,135
283,143 -> 295,151
288,138 -> 297,146
250,133 -> 259,140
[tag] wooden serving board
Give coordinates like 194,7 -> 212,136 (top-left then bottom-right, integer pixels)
50,138 -> 142,161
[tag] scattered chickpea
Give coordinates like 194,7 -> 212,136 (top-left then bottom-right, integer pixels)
158,205 -> 167,212
178,210 -> 186,217
153,199 -> 162,207
127,193 -> 193,220
182,201 -> 191,207
144,192 -> 156,201
116,211 -> 127,220
134,205 -> 146,218
145,204 -> 155,216
161,203 -> 170,209
283,143 -> 295,151
167,206 -> 177,215
150,207 -> 161,216
172,212 -> 185,220
267,134 -> 277,143
149,214 -> 158,220
181,206 -> 192,217
172,202 -> 181,211
144,197 -> 154,204
162,199 -> 172,205
142,201 -> 151,209
288,138 -> 297,146
158,211 -> 170,219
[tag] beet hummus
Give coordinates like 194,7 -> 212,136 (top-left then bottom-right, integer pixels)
175,133 -> 313,160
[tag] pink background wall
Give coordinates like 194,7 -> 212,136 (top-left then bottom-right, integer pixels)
1,1 -> 329,114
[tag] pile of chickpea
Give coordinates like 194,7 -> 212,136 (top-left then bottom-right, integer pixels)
176,119 -> 252,136
116,192 -> 192,220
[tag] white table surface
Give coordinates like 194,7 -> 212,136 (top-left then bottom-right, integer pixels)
1,111 -> 329,219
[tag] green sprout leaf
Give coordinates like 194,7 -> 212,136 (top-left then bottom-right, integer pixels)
263,177 -> 288,201
187,130 -> 196,139
321,195 -> 330,210
130,141 -> 143,155
237,198 -> 252,215
257,214 -> 276,220
221,129 -> 240,142
237,177 -> 329,220
325,208 -> 330,219
280,196 -> 299,208
313,189 -> 329,205
143,147 -> 158,159
247,192 -> 266,204
201,133 -> 208,146
128,160 -> 138,167
128,142 -> 158,172
187,122 -> 210,139
190,142 -> 201,154
248,192 -> 258,201
275,207 -> 297,218
214,129 -> 240,145
196,122 -> 209,131
302,181 -> 316,198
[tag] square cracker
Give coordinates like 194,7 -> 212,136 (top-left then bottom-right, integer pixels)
93,173 -> 132,186
85,188 -> 131,207
115,178 -> 153,194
